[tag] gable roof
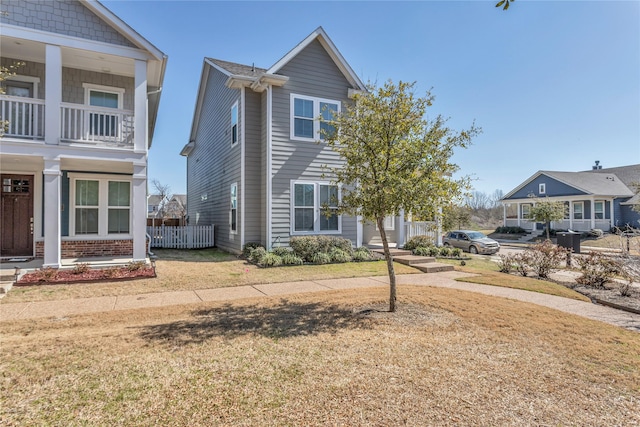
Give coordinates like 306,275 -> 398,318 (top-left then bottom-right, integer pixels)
185,26 -> 365,147
267,26 -> 366,91
503,168 -> 636,200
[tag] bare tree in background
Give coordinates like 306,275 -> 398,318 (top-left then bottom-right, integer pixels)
151,179 -> 171,219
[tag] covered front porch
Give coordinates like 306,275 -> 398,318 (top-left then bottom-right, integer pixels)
502,197 -> 615,232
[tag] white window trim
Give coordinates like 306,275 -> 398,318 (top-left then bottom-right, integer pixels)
290,180 -> 342,235
230,182 -> 238,234
539,183 -> 546,195
521,203 -> 531,220
573,201 -> 584,220
6,75 -> 40,98
594,200 -> 604,219
68,173 -> 132,238
290,93 -> 341,142
82,83 -> 125,109
231,101 -> 239,146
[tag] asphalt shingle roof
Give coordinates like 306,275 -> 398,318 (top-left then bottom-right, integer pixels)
207,58 -> 266,77
542,170 -> 634,196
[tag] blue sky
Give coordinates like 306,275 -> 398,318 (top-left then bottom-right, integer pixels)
103,0 -> 640,197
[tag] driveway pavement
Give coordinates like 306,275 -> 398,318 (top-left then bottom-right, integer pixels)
2,271 -> 639,332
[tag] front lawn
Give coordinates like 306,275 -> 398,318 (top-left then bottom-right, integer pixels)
4,248 -> 418,303
2,286 -> 638,425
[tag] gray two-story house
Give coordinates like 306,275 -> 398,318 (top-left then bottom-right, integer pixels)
181,27 -> 368,253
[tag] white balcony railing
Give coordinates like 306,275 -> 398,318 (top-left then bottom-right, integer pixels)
0,95 -> 45,139
61,102 -> 134,146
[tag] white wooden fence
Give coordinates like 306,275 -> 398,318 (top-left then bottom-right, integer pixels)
405,221 -> 438,241
147,225 -> 214,249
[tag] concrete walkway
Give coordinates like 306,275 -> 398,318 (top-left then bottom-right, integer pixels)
2,271 -> 640,332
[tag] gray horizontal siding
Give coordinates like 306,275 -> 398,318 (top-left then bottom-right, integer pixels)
244,89 -> 263,245
186,65 -> 242,253
507,174 -> 588,200
269,39 -> 357,246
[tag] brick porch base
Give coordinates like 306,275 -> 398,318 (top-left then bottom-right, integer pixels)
35,239 -> 134,258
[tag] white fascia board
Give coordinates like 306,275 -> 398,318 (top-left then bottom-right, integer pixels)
267,26 -> 366,91
82,0 -> 165,61
226,75 -> 255,89
502,170 -> 544,200
0,24 -> 153,61
188,61 -> 211,143
180,142 -> 195,157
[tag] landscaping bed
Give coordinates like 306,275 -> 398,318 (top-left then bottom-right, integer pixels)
16,263 -> 156,285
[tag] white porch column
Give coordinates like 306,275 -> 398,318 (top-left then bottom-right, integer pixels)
517,202 -> 521,227
397,209 -> 405,248
42,159 -> 61,268
134,59 -> 148,153
132,163 -> 148,261
569,201 -> 574,230
610,199 -> 615,229
45,45 -> 61,145
436,206 -> 443,246
503,203 -> 507,226
590,198 -> 596,229
356,215 -> 363,248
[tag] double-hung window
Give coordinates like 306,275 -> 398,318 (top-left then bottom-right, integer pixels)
292,181 -> 340,234
291,94 -> 340,141
573,202 -> 584,220
231,102 -> 238,145
521,204 -> 531,220
594,201 -> 604,220
230,183 -> 237,232
70,174 -> 131,236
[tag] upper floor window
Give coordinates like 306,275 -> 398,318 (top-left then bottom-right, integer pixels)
231,102 -> 238,145
290,94 -> 340,141
539,183 -> 546,195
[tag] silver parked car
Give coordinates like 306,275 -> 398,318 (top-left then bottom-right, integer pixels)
443,230 -> 500,255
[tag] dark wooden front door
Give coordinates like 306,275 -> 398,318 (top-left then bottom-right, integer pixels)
1,174 -> 34,257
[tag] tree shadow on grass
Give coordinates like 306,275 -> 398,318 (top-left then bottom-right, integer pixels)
138,300 -> 375,346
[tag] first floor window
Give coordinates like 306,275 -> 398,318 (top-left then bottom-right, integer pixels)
292,182 -> 340,233
71,175 -> 131,236
75,180 -> 99,234
594,201 -> 604,220
573,202 -> 584,220
230,183 -> 237,232
521,204 -> 531,220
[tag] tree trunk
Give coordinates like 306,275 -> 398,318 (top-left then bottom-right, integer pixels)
546,221 -> 551,240
377,216 -> 397,312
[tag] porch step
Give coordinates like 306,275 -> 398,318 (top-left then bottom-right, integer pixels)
411,262 -> 455,273
371,248 -> 413,257
392,255 -> 436,266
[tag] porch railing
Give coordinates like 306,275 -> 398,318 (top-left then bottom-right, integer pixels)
0,95 -> 45,139
147,225 -> 215,249
61,102 -> 134,146
405,221 -> 437,241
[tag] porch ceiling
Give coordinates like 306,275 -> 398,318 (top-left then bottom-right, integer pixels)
2,35 -> 135,77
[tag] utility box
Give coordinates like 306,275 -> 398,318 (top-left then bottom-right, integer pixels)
556,231 -> 581,254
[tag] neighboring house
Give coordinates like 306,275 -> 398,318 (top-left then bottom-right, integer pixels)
0,0 -> 167,266
181,27 -> 375,254
501,162 -> 640,232
148,194 -> 186,221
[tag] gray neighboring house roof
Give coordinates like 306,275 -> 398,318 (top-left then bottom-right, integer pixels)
541,171 -> 634,197
207,58 -> 267,77
503,164 -> 639,200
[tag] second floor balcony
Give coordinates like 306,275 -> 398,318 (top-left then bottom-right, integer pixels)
1,95 -> 134,147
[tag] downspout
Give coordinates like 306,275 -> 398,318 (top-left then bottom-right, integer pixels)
240,86 -> 246,248
266,84 -> 273,249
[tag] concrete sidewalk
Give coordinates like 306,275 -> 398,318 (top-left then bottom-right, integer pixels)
2,271 -> 640,332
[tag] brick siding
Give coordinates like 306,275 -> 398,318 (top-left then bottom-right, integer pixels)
35,239 -> 133,258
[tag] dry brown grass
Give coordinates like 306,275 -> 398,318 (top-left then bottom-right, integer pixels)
582,233 -> 640,255
6,248 -> 417,303
2,286 -> 639,426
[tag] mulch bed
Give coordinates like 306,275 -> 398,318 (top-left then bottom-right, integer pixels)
15,266 -> 156,286
572,285 -> 640,315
